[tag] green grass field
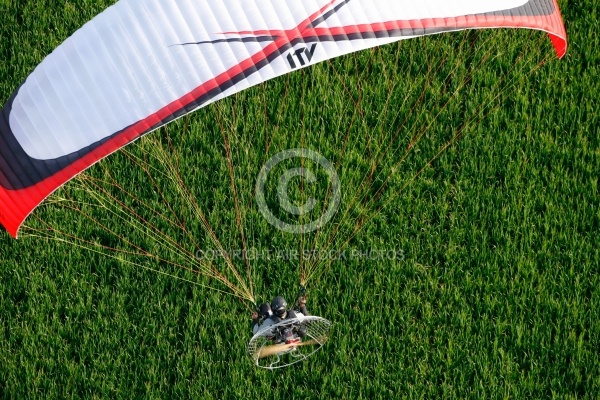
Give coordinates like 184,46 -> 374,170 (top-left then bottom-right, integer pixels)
1,1 -> 599,398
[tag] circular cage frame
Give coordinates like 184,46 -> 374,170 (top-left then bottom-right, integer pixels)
247,316 -> 332,369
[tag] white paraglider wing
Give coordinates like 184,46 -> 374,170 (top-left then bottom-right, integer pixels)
0,0 -> 567,238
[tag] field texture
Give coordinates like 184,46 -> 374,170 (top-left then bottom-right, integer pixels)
1,1 -> 599,398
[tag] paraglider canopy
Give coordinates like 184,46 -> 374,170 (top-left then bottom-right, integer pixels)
0,0 -> 567,238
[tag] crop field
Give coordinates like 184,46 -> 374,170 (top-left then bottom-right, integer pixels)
0,1 -> 598,398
